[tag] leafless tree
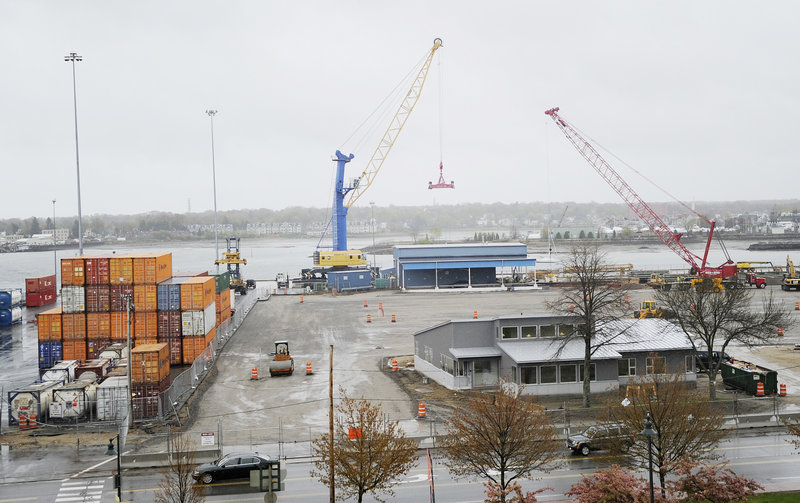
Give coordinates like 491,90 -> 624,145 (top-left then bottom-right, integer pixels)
655,285 -> 792,399
602,367 -> 726,494
546,244 -> 631,407
785,417 -> 800,451
439,382 -> 561,503
154,431 -> 205,503
310,392 -> 417,503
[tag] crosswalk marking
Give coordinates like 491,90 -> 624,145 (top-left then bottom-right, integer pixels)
54,479 -> 105,503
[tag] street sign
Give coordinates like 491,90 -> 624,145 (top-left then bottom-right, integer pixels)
200,432 -> 215,446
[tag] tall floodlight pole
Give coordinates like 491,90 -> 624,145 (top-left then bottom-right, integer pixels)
206,109 -> 219,272
64,52 -> 84,256
52,199 -> 57,279
370,202 -> 376,271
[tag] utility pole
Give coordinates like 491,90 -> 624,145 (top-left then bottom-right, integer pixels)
52,199 -> 57,280
64,52 -> 84,255
126,294 -> 133,420
329,344 -> 334,503
206,109 -> 219,272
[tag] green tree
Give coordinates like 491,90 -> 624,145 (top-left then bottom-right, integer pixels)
311,392 -> 417,503
439,383 -> 560,503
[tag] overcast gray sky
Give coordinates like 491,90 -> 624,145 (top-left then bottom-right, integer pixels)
2,1 -> 797,220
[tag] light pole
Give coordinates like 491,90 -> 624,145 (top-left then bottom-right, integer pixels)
370,201 -> 376,271
52,199 -> 57,279
206,109 -> 219,272
641,411 -> 656,503
105,433 -> 122,501
64,52 -> 84,256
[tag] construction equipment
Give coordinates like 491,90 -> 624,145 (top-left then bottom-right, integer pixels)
318,38 -> 443,268
783,255 -> 800,291
269,341 -> 294,377
545,107 -> 740,285
428,162 -> 455,189
744,272 -> 767,289
215,237 -> 254,294
633,300 -> 674,319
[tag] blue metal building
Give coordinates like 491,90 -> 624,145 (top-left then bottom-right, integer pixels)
393,243 -> 536,289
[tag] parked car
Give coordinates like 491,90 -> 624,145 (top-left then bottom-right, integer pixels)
567,424 -> 633,456
192,452 -> 271,484
695,350 -> 732,371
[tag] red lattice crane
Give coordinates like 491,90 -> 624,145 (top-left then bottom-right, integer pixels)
544,107 -> 736,279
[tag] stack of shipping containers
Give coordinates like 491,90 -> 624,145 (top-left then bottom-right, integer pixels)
31,252 -> 233,422
24,274 -> 57,307
130,343 -> 170,419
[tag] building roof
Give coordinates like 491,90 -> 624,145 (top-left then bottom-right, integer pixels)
449,347 -> 503,359
497,339 -> 621,364
401,259 -> 536,270
596,318 -> 694,352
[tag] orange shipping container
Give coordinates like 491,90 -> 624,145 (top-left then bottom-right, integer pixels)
87,312 -> 111,339
215,307 -> 231,327
62,340 -> 87,361
61,313 -> 87,341
110,311 -> 132,341
131,253 -> 173,284
182,336 -> 207,365
61,258 -> 85,286
134,311 -> 158,339
109,257 -> 134,285
204,326 -> 217,346
215,288 -> 231,312
180,276 -> 215,311
130,343 -> 170,384
134,337 -> 158,346
133,285 -> 158,312
37,307 -> 62,342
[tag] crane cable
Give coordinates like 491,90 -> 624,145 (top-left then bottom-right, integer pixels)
438,50 -> 444,165
338,53 -> 428,155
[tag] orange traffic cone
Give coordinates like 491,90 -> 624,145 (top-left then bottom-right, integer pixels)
392,359 -> 398,371
391,314 -> 396,323
569,304 -> 575,312
367,314 -> 372,323
779,383 -> 787,397
418,402 -> 427,419
300,295 -> 304,304
795,301 -> 799,311
251,367 -> 259,380
778,326 -> 784,336
756,381 -> 765,396
363,299 -> 368,308
306,362 -> 313,375
473,310 -> 478,319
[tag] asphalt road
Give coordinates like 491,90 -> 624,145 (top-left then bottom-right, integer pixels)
0,429 -> 796,502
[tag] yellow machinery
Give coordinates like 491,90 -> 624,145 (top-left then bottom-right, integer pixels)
633,300 -> 667,319
313,250 -> 367,267
690,277 -> 724,292
215,237 -> 253,294
783,256 -> 800,291
269,341 -> 294,377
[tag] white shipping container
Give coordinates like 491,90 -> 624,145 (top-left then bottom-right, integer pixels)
99,343 -> 129,361
61,286 -> 85,313
97,376 -> 129,421
50,381 -> 98,419
9,381 -> 62,423
181,301 -> 216,336
41,360 -> 80,383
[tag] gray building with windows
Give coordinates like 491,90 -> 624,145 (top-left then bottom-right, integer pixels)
413,315 -> 695,396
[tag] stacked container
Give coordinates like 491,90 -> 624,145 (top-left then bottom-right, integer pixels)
0,288 -> 23,326
214,271 -> 232,328
25,275 -> 57,307
180,276 -> 216,364
130,343 -> 170,419
37,307 -> 63,367
97,376 -> 129,421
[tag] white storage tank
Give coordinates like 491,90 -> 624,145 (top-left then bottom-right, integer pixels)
40,360 -> 80,383
49,379 -> 98,420
99,343 -> 129,361
97,376 -> 129,422
8,381 -> 63,425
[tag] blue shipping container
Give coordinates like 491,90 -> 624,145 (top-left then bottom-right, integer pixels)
0,288 -> 23,309
157,278 -> 188,311
38,342 -> 63,369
